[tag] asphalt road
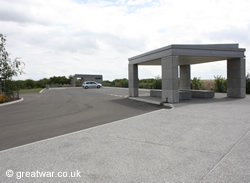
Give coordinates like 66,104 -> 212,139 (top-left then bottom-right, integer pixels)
0,87 -> 163,151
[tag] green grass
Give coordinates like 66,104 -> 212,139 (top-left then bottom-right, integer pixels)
19,88 -> 44,94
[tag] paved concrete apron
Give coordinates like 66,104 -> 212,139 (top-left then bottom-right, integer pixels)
0,90 -> 249,182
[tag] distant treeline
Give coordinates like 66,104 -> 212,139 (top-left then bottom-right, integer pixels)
103,74 -> 250,94
2,74 -> 250,94
103,77 -> 162,89
11,76 -> 72,89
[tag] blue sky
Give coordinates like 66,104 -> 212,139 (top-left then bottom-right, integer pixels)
0,0 -> 249,81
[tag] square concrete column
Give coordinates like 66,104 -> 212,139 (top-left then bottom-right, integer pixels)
227,58 -> 246,98
180,65 -> 191,90
161,56 -> 179,103
128,64 -> 139,97
80,78 -> 84,85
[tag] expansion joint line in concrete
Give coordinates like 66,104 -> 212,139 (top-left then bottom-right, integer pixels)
113,136 -> 221,156
199,129 -> 250,183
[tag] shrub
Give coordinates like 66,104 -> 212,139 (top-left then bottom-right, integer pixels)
1,80 -> 19,98
103,80 -> 112,87
111,78 -> 128,88
24,79 -> 35,89
119,78 -> 128,88
139,82 -> 152,89
246,73 -> 250,94
35,78 -> 49,88
150,76 -> 161,89
0,94 -> 12,103
14,80 -> 25,89
139,78 -> 153,89
214,75 -> 227,93
191,77 -> 202,90
0,94 -> 4,103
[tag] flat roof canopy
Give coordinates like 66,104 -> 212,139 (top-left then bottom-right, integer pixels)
73,74 -> 102,77
128,44 -> 246,66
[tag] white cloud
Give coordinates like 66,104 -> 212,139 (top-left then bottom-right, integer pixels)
0,0 -> 249,81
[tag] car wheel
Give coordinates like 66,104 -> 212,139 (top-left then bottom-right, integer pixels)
85,86 -> 89,89
97,85 -> 100,88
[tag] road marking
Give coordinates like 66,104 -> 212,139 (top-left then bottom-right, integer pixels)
49,88 -> 67,90
39,89 -> 45,93
108,94 -> 128,98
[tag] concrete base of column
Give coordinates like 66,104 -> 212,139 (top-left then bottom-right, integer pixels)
129,88 -> 138,97
162,90 -> 179,103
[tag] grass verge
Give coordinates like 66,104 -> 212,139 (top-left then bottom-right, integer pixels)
19,88 -> 44,94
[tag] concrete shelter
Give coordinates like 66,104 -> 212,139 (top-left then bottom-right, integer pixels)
128,44 -> 246,103
72,74 -> 103,87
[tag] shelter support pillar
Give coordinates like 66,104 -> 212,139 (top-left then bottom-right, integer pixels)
227,58 -> 246,98
180,65 -> 191,90
161,56 -> 179,103
72,76 -> 76,87
80,78 -> 84,85
129,64 -> 138,97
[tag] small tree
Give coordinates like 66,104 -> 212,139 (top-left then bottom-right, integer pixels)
214,75 -> 227,93
4,80 -> 19,98
0,33 -> 25,94
152,76 -> 161,89
191,77 -> 202,90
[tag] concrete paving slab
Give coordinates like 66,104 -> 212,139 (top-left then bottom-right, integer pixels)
201,131 -> 250,182
1,129 -> 219,182
86,102 -> 250,155
0,120 -> 221,183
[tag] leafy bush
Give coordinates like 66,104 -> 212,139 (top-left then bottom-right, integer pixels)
102,80 -> 112,87
214,75 -> 227,92
103,79 -> 128,88
139,82 -> 152,89
24,79 -> 35,89
138,76 -> 161,89
35,78 -> 49,88
2,80 -> 20,98
112,78 -> 128,88
246,73 -> 250,94
119,78 -> 128,88
139,78 -> 154,89
151,76 -> 161,89
49,76 -> 70,85
103,77 -> 162,89
0,94 -> 4,103
191,77 -> 202,90
0,94 -> 15,103
14,80 -> 25,89
10,76 -> 71,89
